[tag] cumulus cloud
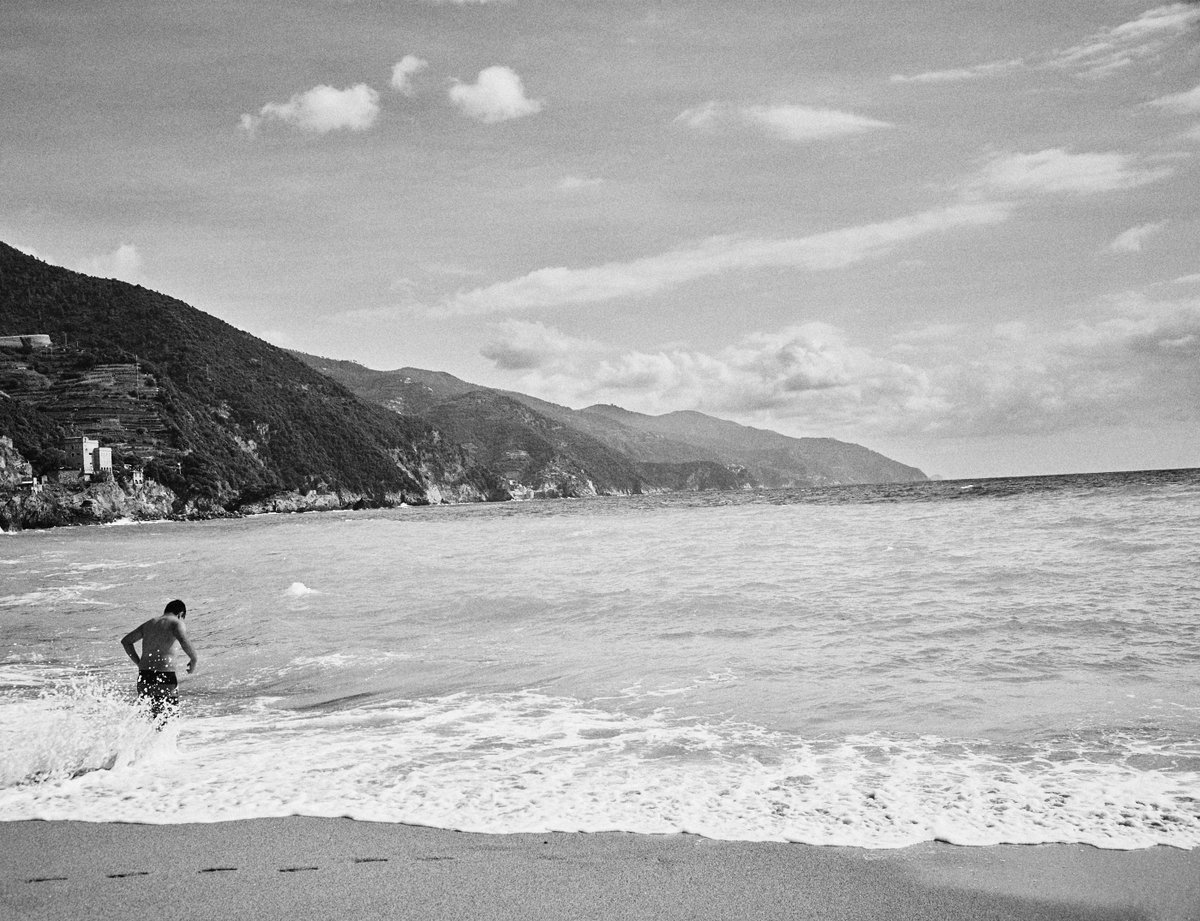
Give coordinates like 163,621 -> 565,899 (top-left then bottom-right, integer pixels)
79,243 -> 143,283
497,295 -> 1200,443
972,148 -> 1172,196
1108,222 -> 1167,253
677,102 -> 890,141
481,320 -> 597,371
390,55 -> 429,95
240,84 -> 381,134
449,66 -> 543,123
438,201 -> 1010,315
1150,83 -> 1200,113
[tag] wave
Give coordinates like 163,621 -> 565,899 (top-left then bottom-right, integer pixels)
1,687 -> 1196,849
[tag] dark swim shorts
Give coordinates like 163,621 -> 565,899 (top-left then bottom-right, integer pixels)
137,669 -> 179,719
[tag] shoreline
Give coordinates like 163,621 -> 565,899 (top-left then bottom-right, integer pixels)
3,818 -> 1198,921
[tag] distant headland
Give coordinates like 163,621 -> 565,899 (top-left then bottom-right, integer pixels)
0,242 -> 924,531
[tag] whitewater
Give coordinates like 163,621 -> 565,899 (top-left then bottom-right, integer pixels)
2,469 -> 1198,849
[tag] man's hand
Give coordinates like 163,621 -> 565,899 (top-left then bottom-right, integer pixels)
186,658 -> 198,675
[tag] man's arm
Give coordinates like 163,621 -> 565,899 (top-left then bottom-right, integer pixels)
173,620 -> 199,674
120,624 -> 143,667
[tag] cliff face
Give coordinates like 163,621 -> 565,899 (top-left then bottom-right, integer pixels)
0,476 -> 179,531
0,242 -> 509,525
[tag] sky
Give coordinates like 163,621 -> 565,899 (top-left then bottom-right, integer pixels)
3,0 -> 1198,478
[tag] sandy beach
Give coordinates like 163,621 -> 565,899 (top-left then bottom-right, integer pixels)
1,818 -> 1196,921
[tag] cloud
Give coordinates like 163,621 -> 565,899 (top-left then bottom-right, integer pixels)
1108,222 -> 1167,253
1150,83 -> 1200,113
557,175 -> 603,191
1049,3 -> 1200,77
889,60 -> 1023,85
498,295 -> 1200,442
973,148 -> 1172,196
481,320 -> 597,371
438,201 -> 1010,315
890,4 -> 1200,84
449,66 -> 543,123
240,84 -> 381,134
390,55 -> 429,96
677,102 -> 890,141
79,243 -> 143,283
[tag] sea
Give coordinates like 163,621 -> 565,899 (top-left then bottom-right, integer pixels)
1,469 -> 1198,849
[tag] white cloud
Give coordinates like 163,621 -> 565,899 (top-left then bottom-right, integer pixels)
889,60 -> 1023,85
390,55 -> 429,96
675,100 -> 722,130
79,243 -> 143,283
449,66 -> 543,123
496,295 -> 1200,443
677,101 -> 890,141
557,175 -> 603,191
1050,3 -> 1200,77
890,4 -> 1200,85
973,148 -> 1172,196
241,84 -> 381,134
438,201 -> 1011,315
481,320 -> 597,371
742,105 -> 891,141
1150,83 -> 1200,113
1108,222 -> 1167,253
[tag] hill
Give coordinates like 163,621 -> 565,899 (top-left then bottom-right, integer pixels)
292,355 -> 926,493
0,242 -> 507,524
579,405 -> 927,486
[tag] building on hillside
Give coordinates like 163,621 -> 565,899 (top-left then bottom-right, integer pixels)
78,436 -> 113,477
0,334 -> 52,350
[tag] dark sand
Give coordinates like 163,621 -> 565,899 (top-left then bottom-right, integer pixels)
2,818 -> 1197,920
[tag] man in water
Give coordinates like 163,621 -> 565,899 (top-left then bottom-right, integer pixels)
120,599 -> 198,721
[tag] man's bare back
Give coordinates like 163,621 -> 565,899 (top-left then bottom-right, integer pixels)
121,599 -> 198,719
122,613 -> 197,672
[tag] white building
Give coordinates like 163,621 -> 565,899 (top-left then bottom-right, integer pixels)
80,437 -> 113,476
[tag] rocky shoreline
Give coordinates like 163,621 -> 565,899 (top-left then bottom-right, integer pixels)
0,479 -> 508,532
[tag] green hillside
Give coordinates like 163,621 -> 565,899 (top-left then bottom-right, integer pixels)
292,354 -> 926,492
0,243 -> 506,512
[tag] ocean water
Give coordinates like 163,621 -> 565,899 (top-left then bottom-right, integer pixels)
1,469 -> 1198,849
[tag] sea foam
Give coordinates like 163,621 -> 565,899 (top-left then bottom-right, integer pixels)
2,689 -> 1197,849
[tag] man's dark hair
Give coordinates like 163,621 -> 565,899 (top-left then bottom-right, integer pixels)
164,599 -> 187,617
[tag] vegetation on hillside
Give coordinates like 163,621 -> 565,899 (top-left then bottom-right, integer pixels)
0,243 -> 506,509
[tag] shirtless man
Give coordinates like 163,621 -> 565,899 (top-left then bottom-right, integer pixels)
120,599 -> 198,720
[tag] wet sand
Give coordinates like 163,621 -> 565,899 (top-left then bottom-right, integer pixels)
2,818 -> 1197,920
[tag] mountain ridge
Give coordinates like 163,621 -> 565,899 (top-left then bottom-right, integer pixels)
290,353 -> 927,492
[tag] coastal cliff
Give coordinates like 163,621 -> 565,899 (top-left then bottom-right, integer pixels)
0,242 -> 508,530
